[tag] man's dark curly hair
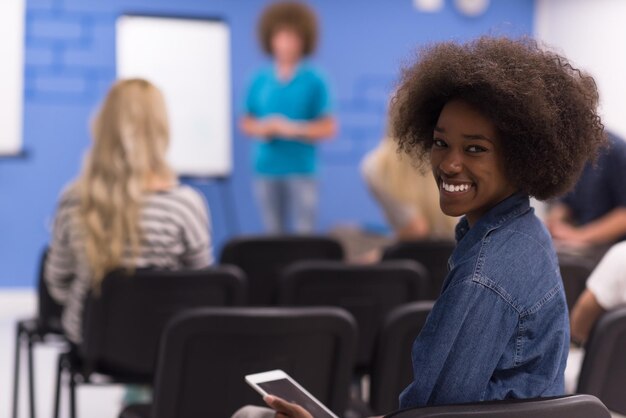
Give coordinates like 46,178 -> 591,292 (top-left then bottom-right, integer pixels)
257,1 -> 318,57
390,36 -> 606,200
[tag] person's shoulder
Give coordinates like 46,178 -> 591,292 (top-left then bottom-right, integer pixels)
298,64 -> 329,85
156,185 -> 205,206
606,240 -> 626,255
252,65 -> 274,81
490,211 -> 555,265
480,213 -> 561,309
594,241 -> 626,268
57,182 -> 80,210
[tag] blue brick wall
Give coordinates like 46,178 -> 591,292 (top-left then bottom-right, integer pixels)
0,0 -> 534,286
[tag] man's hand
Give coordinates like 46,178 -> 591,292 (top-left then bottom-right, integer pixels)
268,117 -> 304,139
549,222 -> 590,248
264,395 -> 313,418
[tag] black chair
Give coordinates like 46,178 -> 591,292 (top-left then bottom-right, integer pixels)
558,256 -> 593,311
370,301 -> 434,415
118,307 -> 357,418
577,306 -> 626,415
54,266 -> 246,418
278,260 -> 429,372
219,235 -> 344,305
382,394 -> 610,418
13,249 -> 66,418
382,240 -> 455,300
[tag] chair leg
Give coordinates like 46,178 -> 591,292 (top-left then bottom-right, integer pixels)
12,325 -> 22,418
69,370 -> 77,418
53,354 -> 64,418
27,338 -> 37,418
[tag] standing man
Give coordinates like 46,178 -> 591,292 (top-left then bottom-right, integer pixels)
240,1 -> 336,234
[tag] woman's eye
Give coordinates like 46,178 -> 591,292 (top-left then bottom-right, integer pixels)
433,138 -> 447,148
467,145 -> 486,153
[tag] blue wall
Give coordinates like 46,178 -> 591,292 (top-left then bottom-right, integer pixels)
0,0 -> 534,287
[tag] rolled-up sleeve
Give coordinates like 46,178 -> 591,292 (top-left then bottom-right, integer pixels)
399,278 -> 519,408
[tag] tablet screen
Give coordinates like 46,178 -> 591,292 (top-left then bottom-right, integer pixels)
259,378 -> 336,418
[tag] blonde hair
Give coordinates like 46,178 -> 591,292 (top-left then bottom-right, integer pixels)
76,79 -> 175,285
368,137 -> 457,238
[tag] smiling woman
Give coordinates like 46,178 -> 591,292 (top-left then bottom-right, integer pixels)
386,36 -> 606,409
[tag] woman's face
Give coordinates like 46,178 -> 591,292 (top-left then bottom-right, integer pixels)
430,99 -> 517,226
271,27 -> 303,63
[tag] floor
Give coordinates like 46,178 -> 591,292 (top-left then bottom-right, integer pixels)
0,289 -> 125,418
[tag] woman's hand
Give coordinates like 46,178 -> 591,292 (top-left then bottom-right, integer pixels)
264,395 -> 313,418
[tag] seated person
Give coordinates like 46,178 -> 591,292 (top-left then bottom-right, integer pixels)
44,79 -> 213,345
547,132 -> 626,248
570,241 -> 626,346
232,36 -> 605,417
565,241 -> 626,393
361,135 -> 457,240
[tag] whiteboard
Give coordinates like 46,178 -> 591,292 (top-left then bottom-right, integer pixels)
116,15 -> 232,177
0,0 -> 24,155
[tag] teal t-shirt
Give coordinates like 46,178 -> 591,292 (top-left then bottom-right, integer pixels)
245,64 -> 332,177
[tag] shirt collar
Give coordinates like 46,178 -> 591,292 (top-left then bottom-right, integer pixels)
454,192 -> 531,244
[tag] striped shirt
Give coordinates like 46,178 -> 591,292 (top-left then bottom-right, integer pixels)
44,184 -> 213,343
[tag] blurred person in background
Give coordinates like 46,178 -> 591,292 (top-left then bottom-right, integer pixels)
240,1 -> 336,234
45,79 -> 213,404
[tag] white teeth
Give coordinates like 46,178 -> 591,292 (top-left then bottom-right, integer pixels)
442,182 -> 471,193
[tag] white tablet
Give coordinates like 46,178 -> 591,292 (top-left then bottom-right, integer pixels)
245,369 -> 339,418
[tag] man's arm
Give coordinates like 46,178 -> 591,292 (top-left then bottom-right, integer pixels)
272,116 -> 337,142
239,115 -> 337,142
576,207 -> 626,244
551,208 -> 626,245
239,115 -> 274,139
570,289 -> 606,345
546,203 -> 573,229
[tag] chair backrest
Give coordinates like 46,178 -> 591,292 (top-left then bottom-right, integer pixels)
383,394 -> 611,418
150,307 -> 357,418
370,301 -> 434,415
36,248 -> 65,332
577,306 -> 626,414
219,235 -> 344,305
382,240 -> 455,300
558,256 -> 593,311
80,266 -> 246,379
278,260 -> 429,369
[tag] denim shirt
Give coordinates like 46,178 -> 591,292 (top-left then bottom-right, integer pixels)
399,193 -> 569,408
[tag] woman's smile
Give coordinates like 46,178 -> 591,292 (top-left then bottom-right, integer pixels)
439,178 -> 475,194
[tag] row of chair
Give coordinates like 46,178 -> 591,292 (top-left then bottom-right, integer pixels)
12,235 -> 603,418
19,269 -> 626,417
58,277 -> 433,418
14,257 -> 430,418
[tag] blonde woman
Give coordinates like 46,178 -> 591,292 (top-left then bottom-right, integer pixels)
361,136 -> 457,240
44,79 -> 213,345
